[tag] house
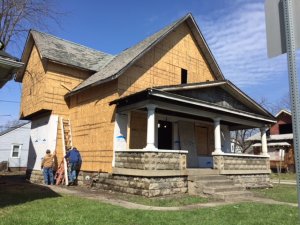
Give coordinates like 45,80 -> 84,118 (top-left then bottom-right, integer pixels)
16,14 -> 276,197
0,121 -> 31,171
247,109 -> 294,172
0,42 -> 24,88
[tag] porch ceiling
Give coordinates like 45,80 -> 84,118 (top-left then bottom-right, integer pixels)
110,84 -> 276,129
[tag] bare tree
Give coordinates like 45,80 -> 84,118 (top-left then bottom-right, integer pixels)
0,0 -> 62,50
0,119 -> 26,132
271,92 -> 291,114
232,128 -> 258,153
231,93 -> 291,153
231,97 -> 273,153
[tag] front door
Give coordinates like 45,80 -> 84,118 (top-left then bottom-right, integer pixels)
158,120 -> 173,149
195,125 -> 213,168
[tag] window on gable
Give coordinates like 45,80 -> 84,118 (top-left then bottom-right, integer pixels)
279,124 -> 293,134
181,68 -> 187,84
11,145 -> 21,158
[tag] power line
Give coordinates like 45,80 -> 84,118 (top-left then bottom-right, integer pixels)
0,99 -> 20,103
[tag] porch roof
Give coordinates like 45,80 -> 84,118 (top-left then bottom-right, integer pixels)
110,81 -> 276,128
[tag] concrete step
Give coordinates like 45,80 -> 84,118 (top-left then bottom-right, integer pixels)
214,190 -> 253,201
188,175 -> 228,182
203,185 -> 244,194
187,169 -> 219,176
204,180 -> 234,186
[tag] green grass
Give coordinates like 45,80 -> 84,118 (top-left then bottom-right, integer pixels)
0,196 -> 298,225
0,176 -> 298,225
270,172 -> 296,180
252,184 -> 297,203
116,193 -> 211,207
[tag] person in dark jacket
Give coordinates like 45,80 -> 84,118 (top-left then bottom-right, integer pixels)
64,147 -> 82,185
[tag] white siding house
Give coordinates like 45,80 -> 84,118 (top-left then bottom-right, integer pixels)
0,122 -> 31,171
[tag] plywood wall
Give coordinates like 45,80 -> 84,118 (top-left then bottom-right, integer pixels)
129,111 -> 147,149
20,45 -> 47,118
68,81 -> 118,172
44,62 -> 91,116
20,44 -> 94,167
118,22 -> 216,97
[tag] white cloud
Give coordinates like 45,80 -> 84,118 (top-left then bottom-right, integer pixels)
196,1 -> 289,87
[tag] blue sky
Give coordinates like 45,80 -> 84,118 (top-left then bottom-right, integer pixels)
0,0 -> 297,126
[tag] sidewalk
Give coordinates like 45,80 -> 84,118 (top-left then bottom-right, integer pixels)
271,179 -> 296,185
47,185 -> 298,211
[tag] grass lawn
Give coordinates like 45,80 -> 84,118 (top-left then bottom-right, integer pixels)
0,195 -> 298,225
0,175 -> 298,225
252,184 -> 297,203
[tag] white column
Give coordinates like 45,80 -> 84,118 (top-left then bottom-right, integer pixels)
213,118 -> 222,154
260,126 -> 269,156
126,112 -> 131,150
144,104 -> 157,150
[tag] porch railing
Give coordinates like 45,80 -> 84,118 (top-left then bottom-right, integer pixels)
212,153 -> 271,174
113,150 -> 188,176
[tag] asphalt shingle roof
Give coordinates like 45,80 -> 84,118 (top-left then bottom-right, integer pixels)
70,13 -> 225,95
30,30 -> 114,71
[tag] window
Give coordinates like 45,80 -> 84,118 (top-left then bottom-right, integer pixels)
181,68 -> 187,84
279,124 -> 293,134
11,145 -> 21,158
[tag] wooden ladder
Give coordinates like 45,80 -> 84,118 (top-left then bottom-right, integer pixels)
56,117 -> 73,185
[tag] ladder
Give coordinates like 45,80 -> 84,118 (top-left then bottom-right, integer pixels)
59,117 -> 73,185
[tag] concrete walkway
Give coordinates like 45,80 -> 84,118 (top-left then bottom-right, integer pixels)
271,179 -> 296,185
47,185 -> 298,211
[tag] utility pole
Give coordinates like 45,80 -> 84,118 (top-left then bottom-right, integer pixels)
265,0 -> 300,219
282,0 -> 300,218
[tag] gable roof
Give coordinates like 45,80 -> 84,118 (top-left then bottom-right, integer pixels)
275,109 -> 291,118
0,121 -> 31,136
110,80 -> 276,123
153,80 -> 275,119
68,13 -> 225,96
16,30 -> 114,82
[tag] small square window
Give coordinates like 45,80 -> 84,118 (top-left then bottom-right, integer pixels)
11,145 -> 21,158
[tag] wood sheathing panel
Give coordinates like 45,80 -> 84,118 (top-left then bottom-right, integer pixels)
20,44 -> 92,165
129,111 -> 147,149
118,22 -> 216,96
69,80 -> 118,172
44,64 -> 90,164
20,45 -> 47,118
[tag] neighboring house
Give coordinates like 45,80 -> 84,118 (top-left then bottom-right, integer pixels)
16,14 -> 276,196
230,139 -> 243,153
0,122 -> 31,171
247,109 -> 294,172
0,43 -> 23,88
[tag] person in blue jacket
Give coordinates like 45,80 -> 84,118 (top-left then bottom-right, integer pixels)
64,147 -> 82,185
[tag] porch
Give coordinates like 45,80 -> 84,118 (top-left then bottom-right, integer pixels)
110,82 -> 275,170
107,82 -> 275,196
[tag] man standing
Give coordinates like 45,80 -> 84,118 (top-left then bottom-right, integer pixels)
64,147 -> 82,185
41,150 -> 56,185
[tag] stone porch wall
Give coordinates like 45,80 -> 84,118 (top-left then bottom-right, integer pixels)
93,173 -> 187,197
213,154 -> 270,174
114,150 -> 187,170
213,153 -> 271,188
